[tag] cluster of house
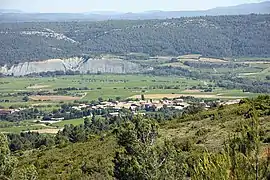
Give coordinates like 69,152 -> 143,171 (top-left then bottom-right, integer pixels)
72,98 -> 190,115
0,98 -> 241,123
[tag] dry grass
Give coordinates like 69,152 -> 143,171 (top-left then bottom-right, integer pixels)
30,95 -> 81,101
199,57 -> 227,63
30,128 -> 61,134
27,84 -> 51,89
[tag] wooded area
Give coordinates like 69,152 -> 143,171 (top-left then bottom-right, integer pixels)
0,14 -> 269,66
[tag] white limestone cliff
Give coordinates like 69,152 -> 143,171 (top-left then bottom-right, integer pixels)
0,57 -> 142,76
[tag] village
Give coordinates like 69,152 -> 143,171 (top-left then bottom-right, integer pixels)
0,96 -> 241,124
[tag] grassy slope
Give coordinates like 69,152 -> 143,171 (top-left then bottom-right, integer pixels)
52,118 -> 85,127
17,101 -> 270,179
18,136 -> 117,180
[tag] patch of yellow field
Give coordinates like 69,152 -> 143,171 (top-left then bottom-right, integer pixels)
30,128 -> 61,134
129,94 -> 246,99
183,89 -> 201,93
30,95 -> 81,101
27,84 -> 51,89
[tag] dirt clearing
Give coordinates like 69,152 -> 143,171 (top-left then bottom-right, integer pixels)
30,128 -> 62,134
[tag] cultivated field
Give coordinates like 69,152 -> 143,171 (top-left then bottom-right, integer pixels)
0,74 -> 261,109
0,118 -> 85,134
29,95 -> 82,101
30,128 -> 62,134
199,57 -> 227,63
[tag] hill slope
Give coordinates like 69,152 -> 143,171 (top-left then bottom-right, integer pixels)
0,14 -> 269,66
15,96 -> 270,179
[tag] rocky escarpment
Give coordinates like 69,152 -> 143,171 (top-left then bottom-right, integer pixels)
0,57 -> 143,76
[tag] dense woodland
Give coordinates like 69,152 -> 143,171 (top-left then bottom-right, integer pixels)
0,95 -> 269,179
0,14 -> 269,66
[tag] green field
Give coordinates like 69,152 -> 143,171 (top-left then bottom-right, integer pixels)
0,74 -> 261,108
52,118 -> 85,127
0,118 -> 85,133
0,124 -> 48,134
0,73 -> 267,134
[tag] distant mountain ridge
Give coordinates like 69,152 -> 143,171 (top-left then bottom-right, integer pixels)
0,14 -> 269,67
0,1 -> 269,22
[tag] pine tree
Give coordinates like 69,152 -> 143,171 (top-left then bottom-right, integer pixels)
113,116 -> 187,180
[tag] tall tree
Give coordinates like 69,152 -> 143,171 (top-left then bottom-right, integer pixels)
113,116 -> 187,180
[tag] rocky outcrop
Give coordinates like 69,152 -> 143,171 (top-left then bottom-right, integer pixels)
0,57 -> 142,76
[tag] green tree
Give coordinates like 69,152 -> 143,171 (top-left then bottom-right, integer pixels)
191,105 -> 270,180
0,133 -> 17,179
113,117 -> 187,180
22,96 -> 29,102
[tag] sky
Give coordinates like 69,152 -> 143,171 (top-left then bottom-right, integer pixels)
0,0 -> 267,13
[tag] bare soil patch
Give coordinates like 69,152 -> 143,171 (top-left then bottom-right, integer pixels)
30,128 -> 61,134
130,94 -> 246,99
27,84 -> 51,89
183,89 -> 201,93
30,95 -> 81,101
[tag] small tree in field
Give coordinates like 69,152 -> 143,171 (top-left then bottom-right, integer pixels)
141,94 -> 145,100
22,96 -> 29,102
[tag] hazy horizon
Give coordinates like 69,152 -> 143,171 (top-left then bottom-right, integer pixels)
0,0 -> 268,13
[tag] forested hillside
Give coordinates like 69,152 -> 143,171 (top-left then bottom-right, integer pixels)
0,14 -> 269,66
